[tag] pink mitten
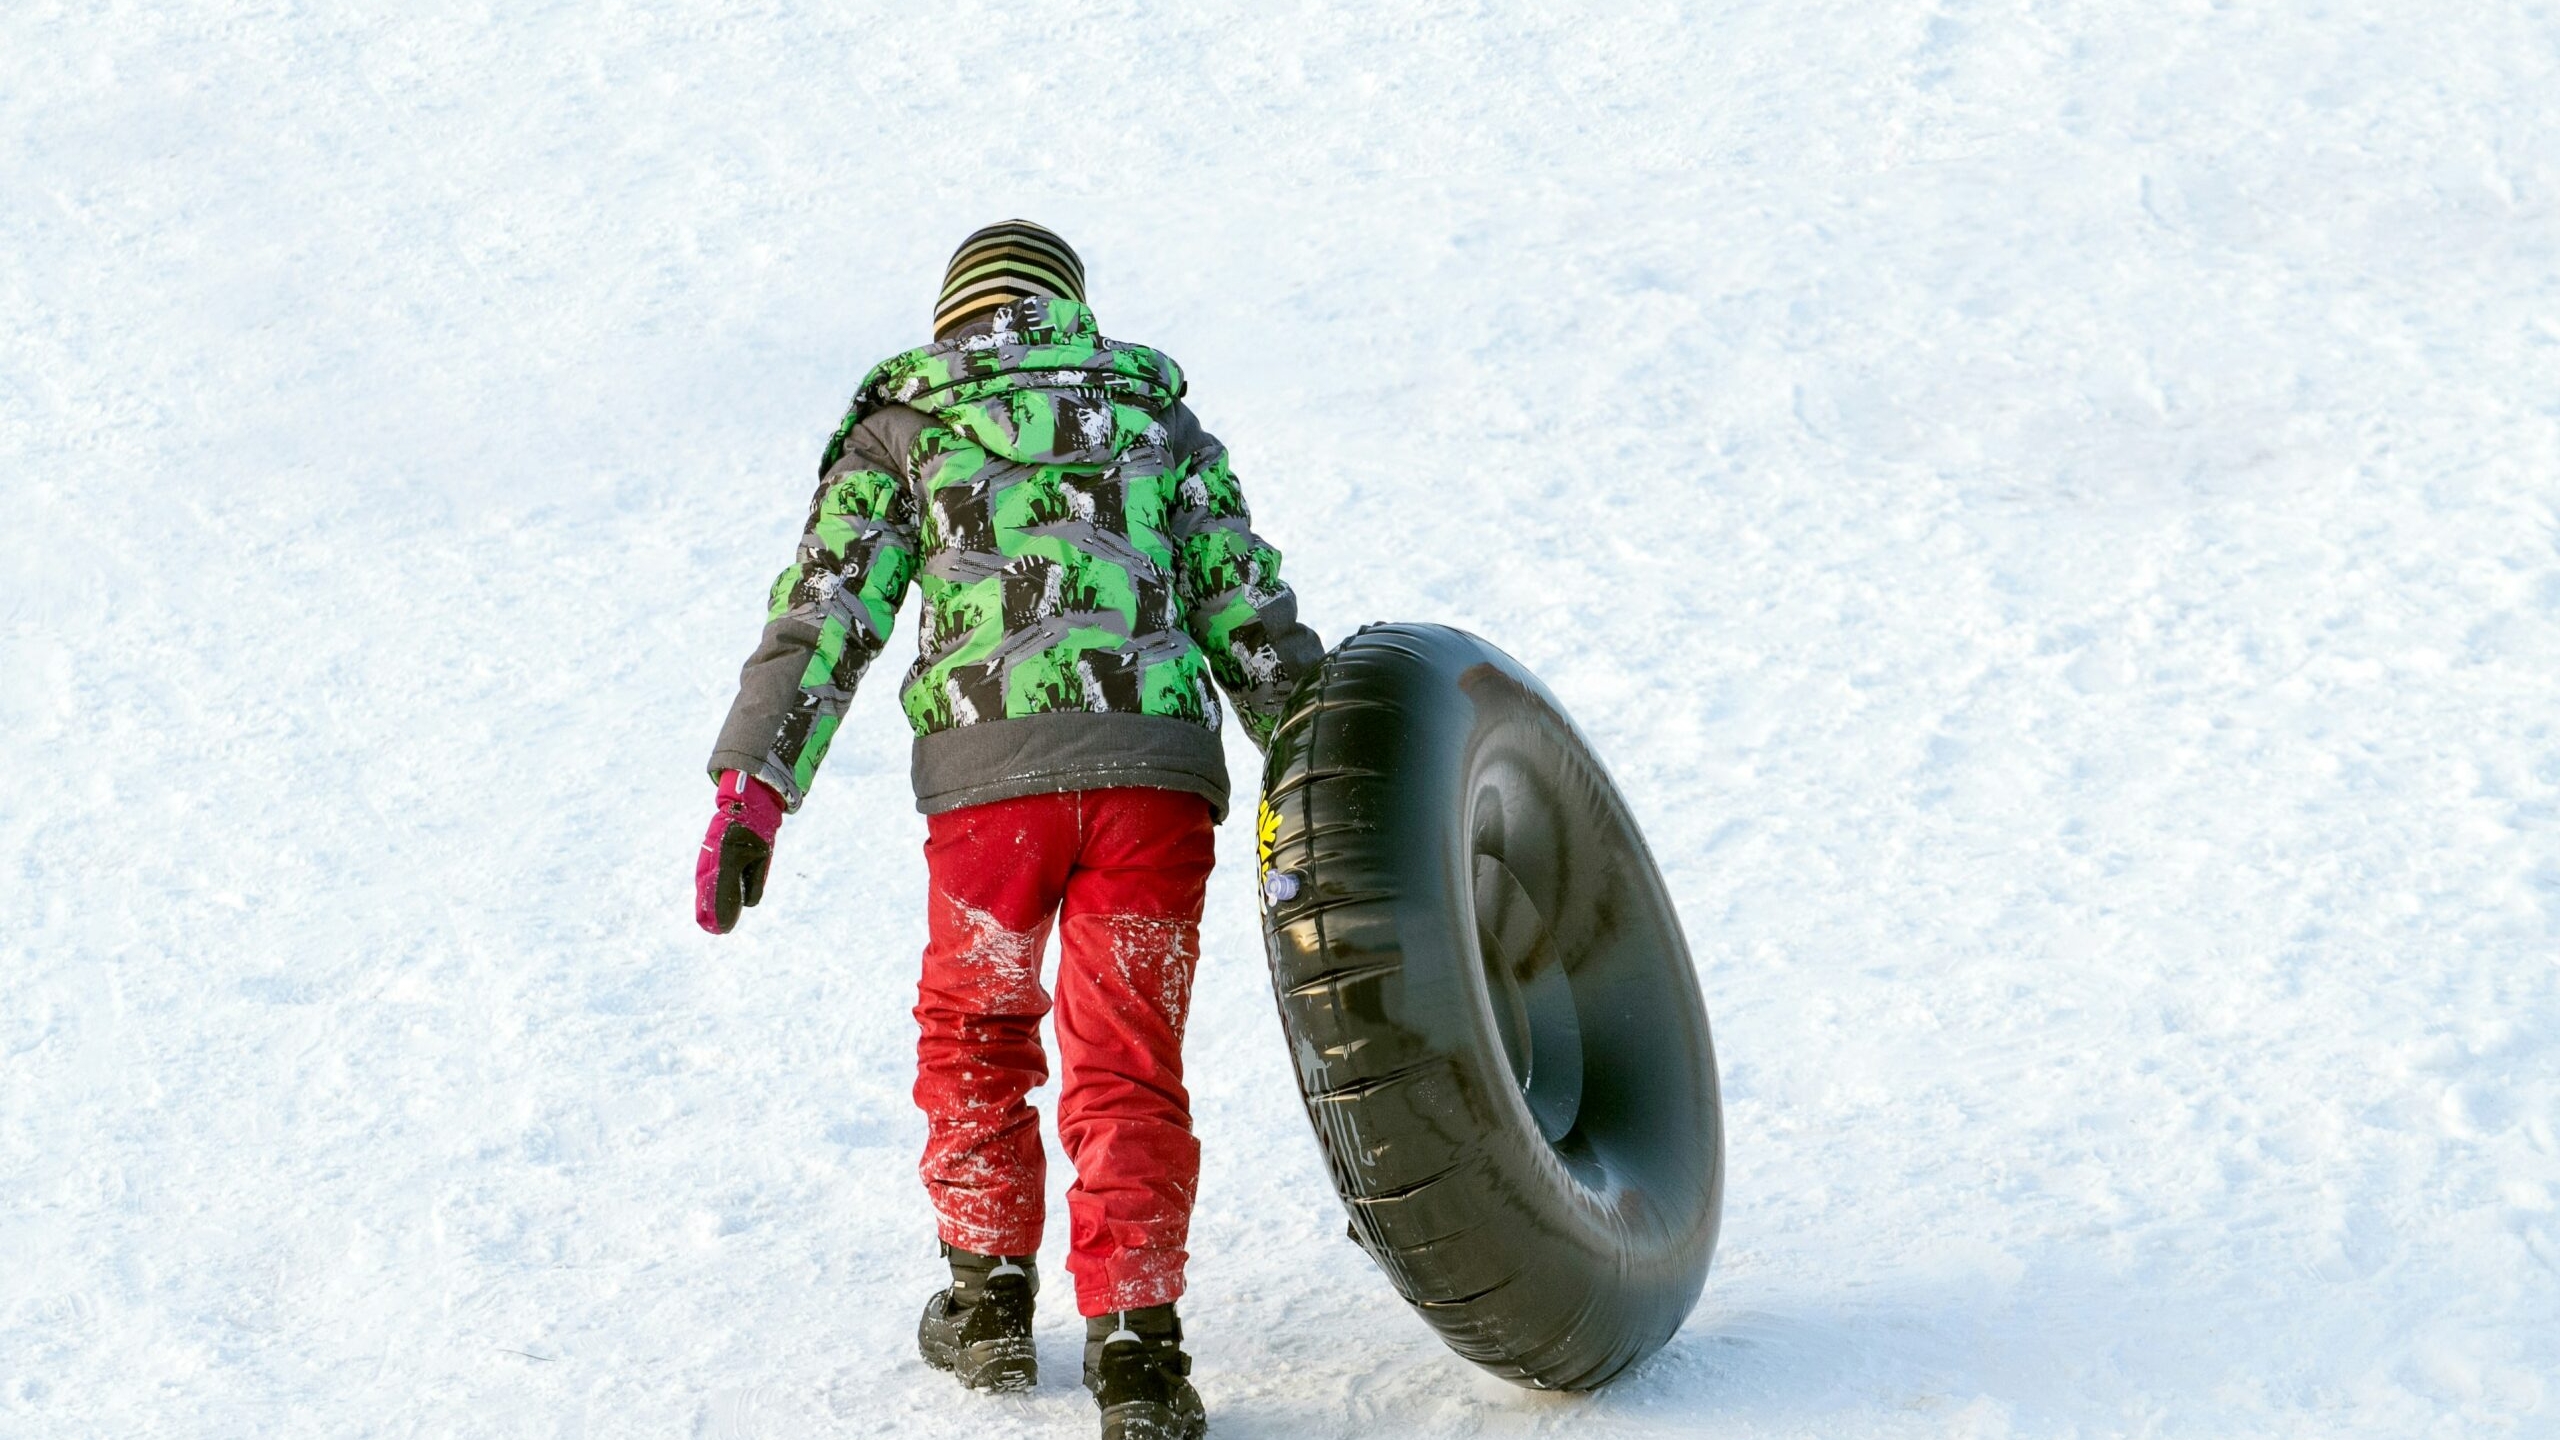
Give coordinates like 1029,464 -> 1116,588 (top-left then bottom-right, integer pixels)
696,770 -> 785,934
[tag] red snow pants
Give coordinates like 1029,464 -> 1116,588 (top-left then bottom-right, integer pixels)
913,786 -> 1215,1316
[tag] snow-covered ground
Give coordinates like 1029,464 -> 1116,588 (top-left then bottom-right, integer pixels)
6,3 -> 2557,1435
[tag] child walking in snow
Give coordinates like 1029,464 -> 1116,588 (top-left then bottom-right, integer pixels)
695,220 -> 1322,1439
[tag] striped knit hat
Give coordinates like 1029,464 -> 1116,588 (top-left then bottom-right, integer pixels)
935,220 -> 1087,337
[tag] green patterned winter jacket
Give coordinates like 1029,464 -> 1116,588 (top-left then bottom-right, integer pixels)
708,297 -> 1324,820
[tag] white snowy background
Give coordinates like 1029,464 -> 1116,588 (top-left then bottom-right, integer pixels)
5,3 -> 2556,1436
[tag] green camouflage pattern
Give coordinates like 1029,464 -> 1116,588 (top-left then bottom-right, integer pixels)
755,297 -> 1305,803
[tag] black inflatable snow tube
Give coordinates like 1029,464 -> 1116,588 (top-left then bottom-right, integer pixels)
1255,624 -> 1723,1391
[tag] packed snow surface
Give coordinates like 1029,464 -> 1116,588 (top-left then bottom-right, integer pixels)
6,3 -> 2558,1436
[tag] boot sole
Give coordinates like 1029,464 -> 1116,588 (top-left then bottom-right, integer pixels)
1099,1398 -> 1207,1440
924,1335 -> 1038,1393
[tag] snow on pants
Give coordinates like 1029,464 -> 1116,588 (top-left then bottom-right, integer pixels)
913,785 -> 1215,1316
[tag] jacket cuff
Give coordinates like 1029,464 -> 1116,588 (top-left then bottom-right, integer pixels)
707,750 -> 807,812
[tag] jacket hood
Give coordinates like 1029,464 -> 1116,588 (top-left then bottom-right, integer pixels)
823,296 -> 1184,472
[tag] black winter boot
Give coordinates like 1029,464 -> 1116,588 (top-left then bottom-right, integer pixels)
917,1242 -> 1038,1392
1083,1305 -> 1205,1440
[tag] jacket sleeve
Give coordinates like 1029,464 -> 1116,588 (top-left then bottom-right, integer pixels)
705,410 -> 922,809
1163,401 -> 1327,751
